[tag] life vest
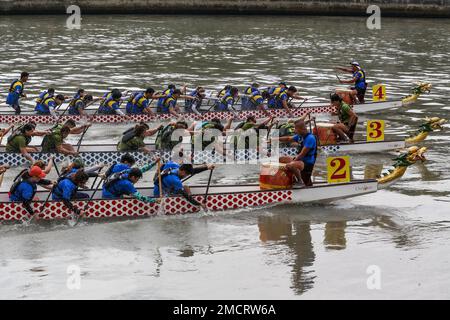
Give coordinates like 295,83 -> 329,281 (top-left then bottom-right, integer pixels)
353,67 -> 367,89
153,165 -> 180,195
68,98 -> 84,114
217,88 -> 229,98
133,93 -> 149,112
68,93 -> 82,108
53,175 -> 78,199
120,127 -> 138,144
155,124 -> 176,149
41,124 -> 63,150
103,170 -> 129,197
156,89 -> 174,109
36,91 -> 52,104
278,123 -> 295,137
7,128 -> 32,146
9,179 -> 37,201
37,96 -> 56,113
9,80 -> 24,94
249,91 -> 264,106
161,95 -> 177,113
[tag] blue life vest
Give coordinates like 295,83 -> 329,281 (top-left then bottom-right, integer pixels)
353,67 -> 367,90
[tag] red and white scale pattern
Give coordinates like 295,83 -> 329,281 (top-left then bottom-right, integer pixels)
0,106 -> 335,124
0,190 -> 292,221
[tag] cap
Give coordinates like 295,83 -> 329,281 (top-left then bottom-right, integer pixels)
350,61 -> 360,67
29,166 -> 46,179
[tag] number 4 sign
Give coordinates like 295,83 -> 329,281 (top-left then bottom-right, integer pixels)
327,156 -> 351,184
367,120 -> 385,142
372,84 -> 386,102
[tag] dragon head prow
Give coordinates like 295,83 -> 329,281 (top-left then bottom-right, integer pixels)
406,146 -> 427,162
424,116 -> 447,130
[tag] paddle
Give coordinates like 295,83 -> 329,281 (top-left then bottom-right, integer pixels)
157,159 -> 164,215
202,167 -> 214,210
293,98 -> 308,109
75,121 -> 91,153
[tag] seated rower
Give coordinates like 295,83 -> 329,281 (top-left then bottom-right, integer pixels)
31,158 -> 54,175
189,118 -> 233,152
117,122 -> 162,153
68,94 -> 99,117
153,161 -> 214,210
267,82 -> 287,107
104,153 -> 136,177
215,87 -> 239,114
6,71 -> 29,115
233,115 -> 275,150
52,170 -> 90,216
35,94 -> 66,119
41,119 -> 91,155
247,89 -> 271,116
35,88 -> 55,110
185,87 -> 206,115
241,83 -> 260,110
102,161 -> 160,203
155,121 -> 189,151
217,85 -> 231,98
9,166 -> 54,216
330,93 -> 358,143
6,123 -> 50,162
160,89 -> 183,117
270,86 -> 307,118
276,120 -> 317,186
335,61 -> 368,104
98,89 -> 127,116
126,88 -> 156,115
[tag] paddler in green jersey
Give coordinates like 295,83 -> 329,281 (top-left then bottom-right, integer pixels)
6,123 -> 51,162
188,118 -> 233,152
233,115 -> 275,149
330,93 -> 358,143
117,122 -> 162,153
41,119 -> 91,155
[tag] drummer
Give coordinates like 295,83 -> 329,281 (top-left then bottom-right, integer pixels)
276,119 -> 317,186
330,93 -> 358,143
335,61 -> 368,104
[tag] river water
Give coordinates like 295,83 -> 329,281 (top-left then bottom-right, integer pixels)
0,15 -> 449,299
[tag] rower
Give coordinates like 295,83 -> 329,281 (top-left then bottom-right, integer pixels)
6,71 -> 29,115
155,121 -> 189,150
102,161 -> 159,203
185,86 -> 206,114
126,88 -> 156,115
35,94 -> 66,119
330,93 -> 358,143
247,90 -> 271,116
270,86 -> 307,117
233,115 -> 274,149
35,88 -> 55,110
52,169 -> 90,216
68,94 -> 98,116
156,84 -> 178,111
160,89 -> 182,117
67,88 -> 86,109
60,157 -> 104,178
215,87 -> 239,113
267,82 -> 287,107
277,120 -> 317,186
335,61 -> 368,104
217,85 -> 231,98
9,166 -> 54,216
105,153 -> 136,177
117,122 -> 162,153
98,89 -> 127,116
241,83 -> 260,110
5,123 -> 50,162
41,119 -> 91,155
153,161 -> 214,210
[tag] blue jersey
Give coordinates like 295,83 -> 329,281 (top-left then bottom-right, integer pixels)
353,68 -> 367,90
217,93 -> 235,111
153,162 -> 183,197
10,181 -> 36,202
293,133 -> 317,165
68,99 -> 85,115
131,93 -> 150,114
157,89 -> 174,108
99,92 -> 121,114
35,97 -> 57,114
102,176 -> 137,198
52,178 -> 78,201
108,163 -> 131,176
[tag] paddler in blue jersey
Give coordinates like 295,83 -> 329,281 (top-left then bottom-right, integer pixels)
98,89 -> 128,116
153,161 -> 214,210
35,94 -> 66,119
247,89 -> 271,116
216,87 -> 239,114
126,88 -> 157,115
241,83 -> 260,110
35,88 -> 55,110
335,61 -> 368,104
52,170 -> 90,216
185,86 -> 206,114
275,119 -> 317,186
104,154 -> 136,178
6,72 -> 29,114
102,159 -> 160,203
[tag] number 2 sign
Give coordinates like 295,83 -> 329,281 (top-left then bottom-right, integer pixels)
372,84 -> 386,102
367,120 -> 385,142
327,156 -> 351,184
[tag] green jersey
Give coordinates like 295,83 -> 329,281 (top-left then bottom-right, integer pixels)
117,136 -> 145,151
6,135 -> 28,152
338,102 -> 352,125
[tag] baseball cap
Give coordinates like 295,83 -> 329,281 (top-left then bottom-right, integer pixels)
29,166 -> 46,179
350,61 -> 360,67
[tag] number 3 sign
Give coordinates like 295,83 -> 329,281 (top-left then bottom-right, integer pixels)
327,156 -> 351,184
367,120 -> 385,142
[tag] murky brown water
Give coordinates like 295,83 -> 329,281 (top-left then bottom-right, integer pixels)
0,15 -> 449,299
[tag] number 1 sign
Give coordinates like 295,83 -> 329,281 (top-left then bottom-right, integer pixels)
327,156 -> 351,184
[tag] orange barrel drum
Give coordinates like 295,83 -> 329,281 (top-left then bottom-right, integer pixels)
259,163 -> 293,190
312,122 -> 337,145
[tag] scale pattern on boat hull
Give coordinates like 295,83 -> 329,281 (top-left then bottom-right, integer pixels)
0,190 -> 292,221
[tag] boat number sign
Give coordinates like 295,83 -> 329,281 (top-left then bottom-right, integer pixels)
327,156 -> 351,184
366,120 -> 385,142
372,84 -> 387,102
